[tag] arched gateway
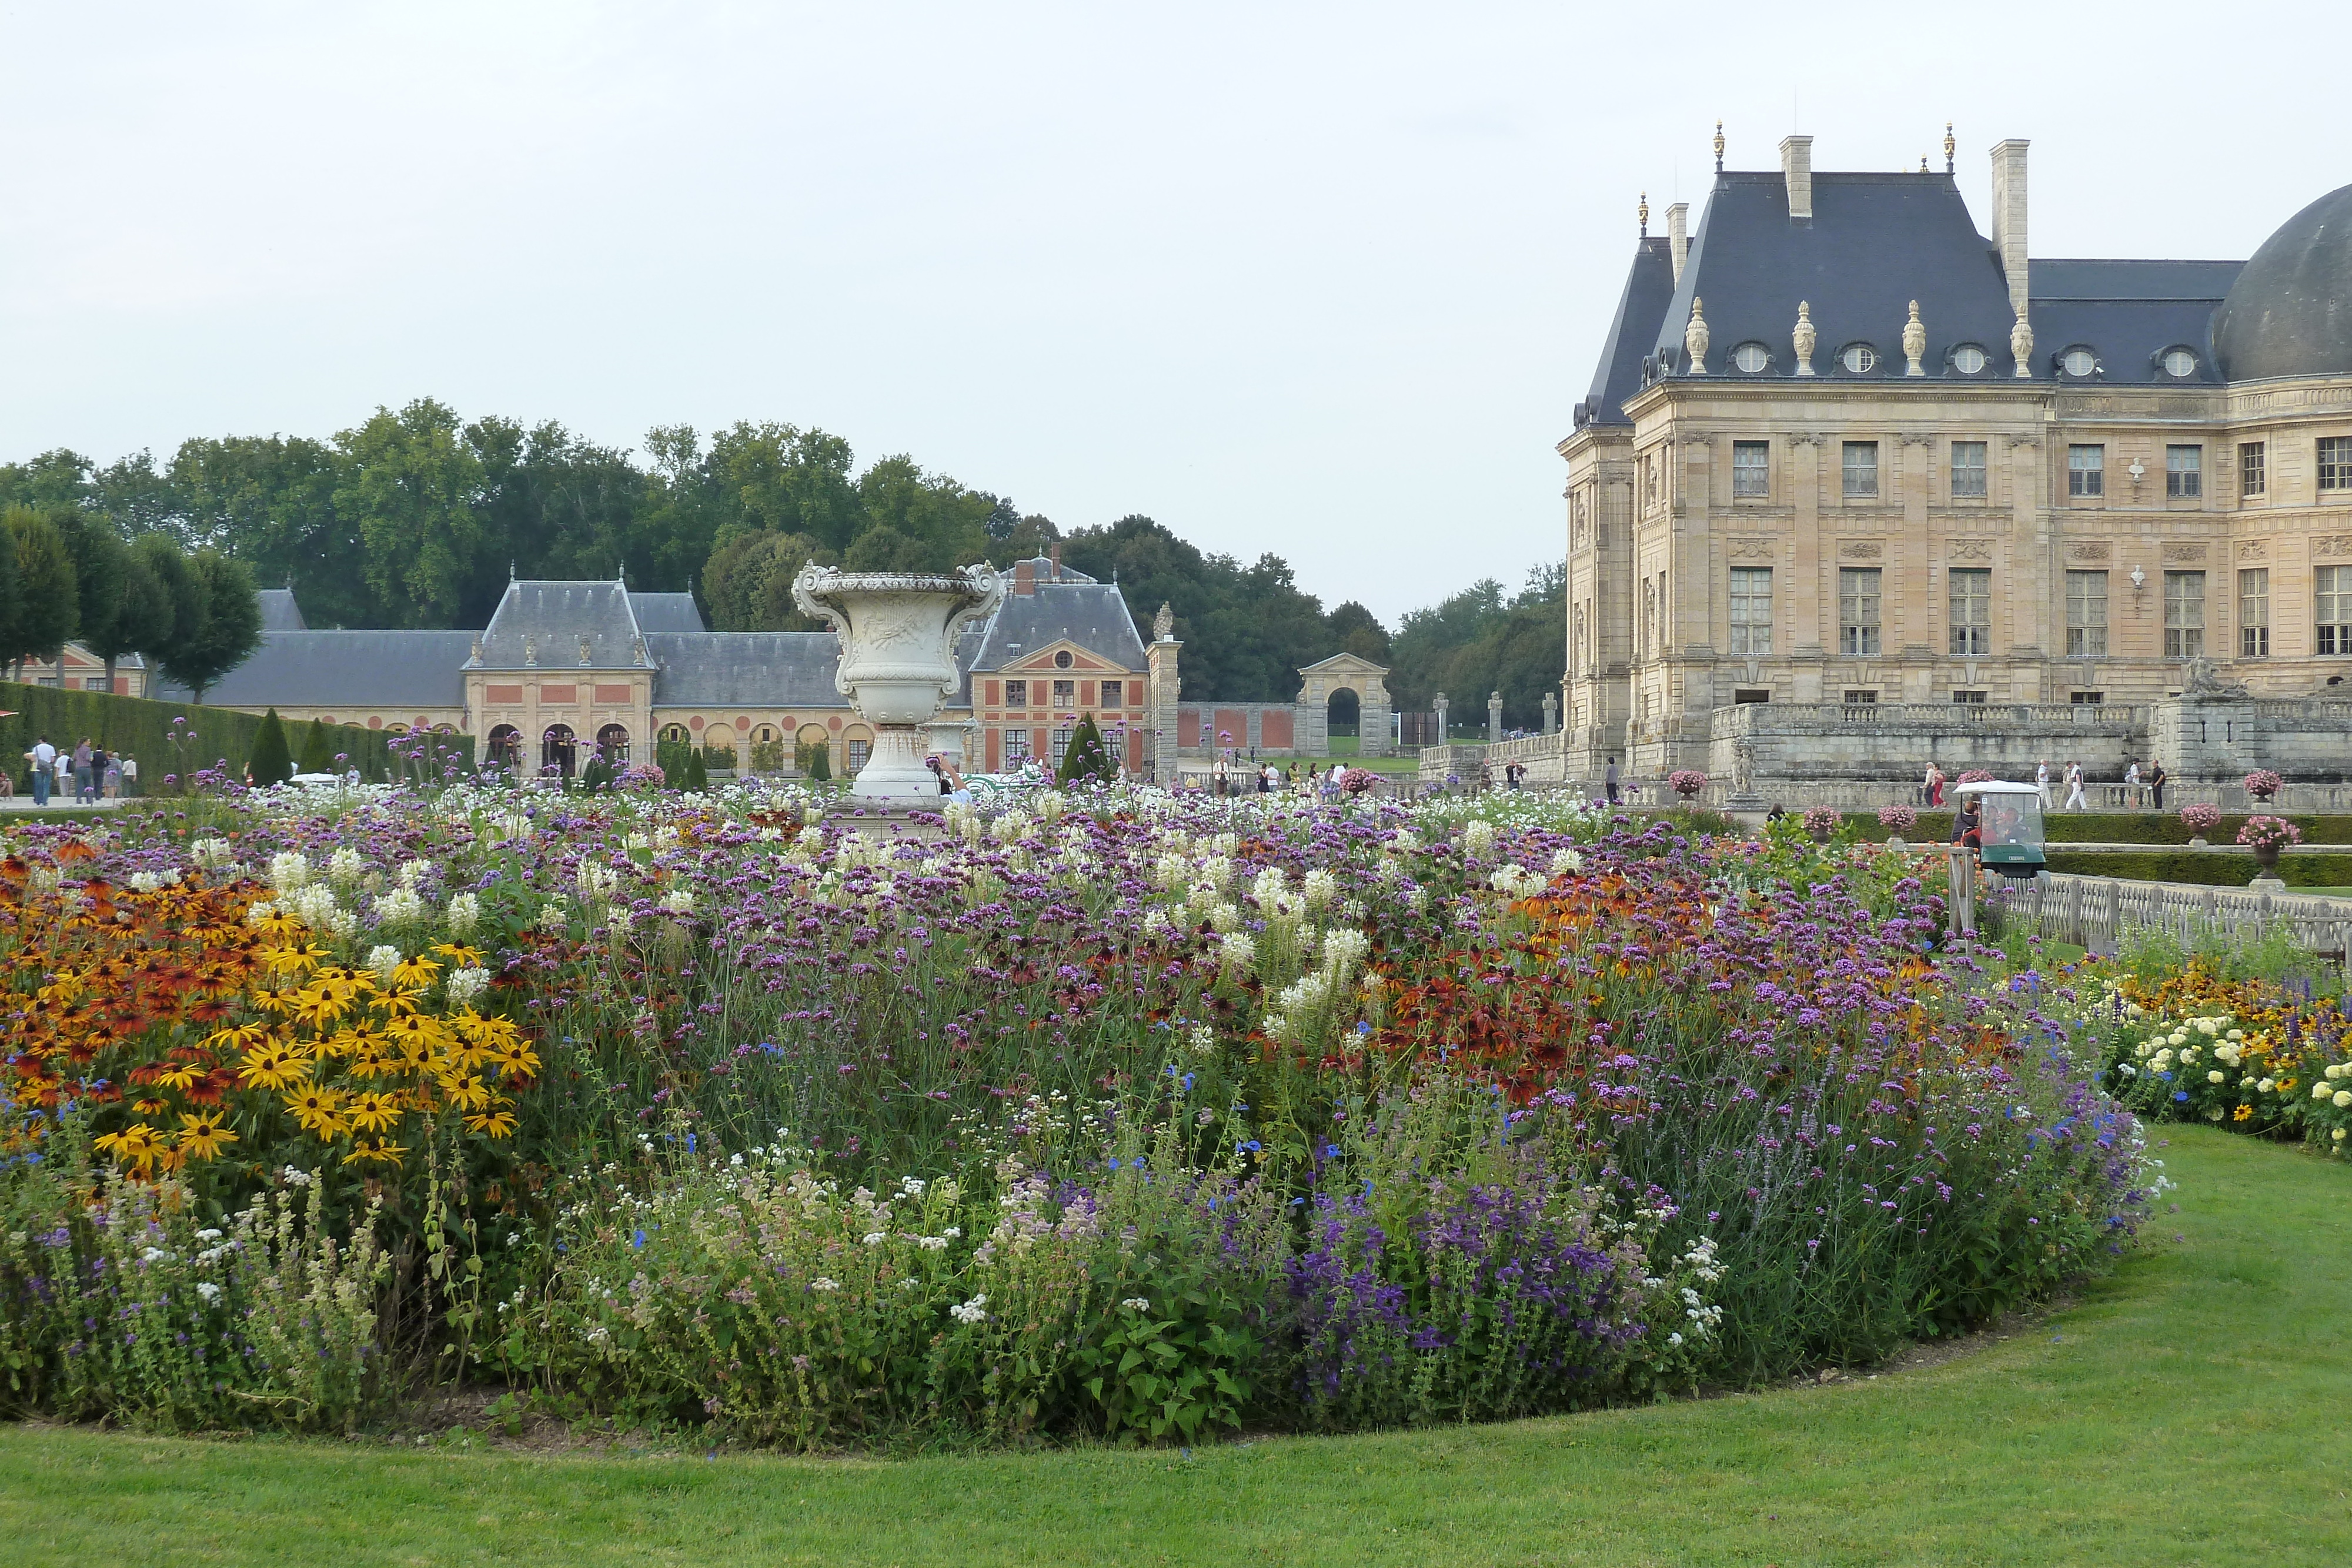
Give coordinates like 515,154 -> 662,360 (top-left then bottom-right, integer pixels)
1294,653 -> 1393,757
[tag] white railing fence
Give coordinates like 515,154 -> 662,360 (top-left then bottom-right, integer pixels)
1992,868 -> 2352,969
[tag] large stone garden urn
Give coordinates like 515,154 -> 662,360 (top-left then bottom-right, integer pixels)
793,562 -> 1003,803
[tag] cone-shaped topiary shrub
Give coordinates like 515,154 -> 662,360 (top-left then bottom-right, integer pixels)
247,708 -> 293,788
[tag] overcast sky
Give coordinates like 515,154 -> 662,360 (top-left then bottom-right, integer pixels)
3,2 -> 2344,623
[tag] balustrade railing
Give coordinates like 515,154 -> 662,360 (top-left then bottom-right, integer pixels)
1993,868 -> 2352,969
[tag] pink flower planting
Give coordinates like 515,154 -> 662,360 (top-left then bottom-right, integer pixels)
1668,770 -> 1708,799
2243,770 -> 2283,801
1877,804 -> 1917,833
2237,814 -> 2301,851
2179,803 -> 2222,834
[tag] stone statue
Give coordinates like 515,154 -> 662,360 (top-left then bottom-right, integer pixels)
469,637 -> 483,666
1152,602 -> 1175,641
2010,312 -> 2034,377
1792,302 -> 1816,376
577,634 -> 593,666
1902,300 -> 1926,376
632,633 -> 649,666
2181,656 -> 2251,700
522,636 -> 537,668
1732,736 -> 1755,794
1683,297 -> 1709,375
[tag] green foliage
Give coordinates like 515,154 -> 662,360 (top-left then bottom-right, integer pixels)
296,718 -> 337,775
682,748 -> 709,792
1057,713 -> 1114,785
747,738 -> 788,773
3,505 -> 79,664
2042,848 -> 2351,887
1384,562 -> 1564,729
0,680 -> 398,793
246,708 -> 293,787
153,550 -> 263,702
799,737 -> 833,782
579,753 -> 614,794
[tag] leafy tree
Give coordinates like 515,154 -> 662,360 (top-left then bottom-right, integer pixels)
1058,712 -> 1114,785
1325,600 -> 1392,664
247,708 -> 293,787
1385,563 -> 1565,729
0,506 -> 20,673
89,547 -> 176,694
51,514 -> 136,689
156,550 -> 263,704
703,530 -> 830,631
298,718 -> 338,775
331,399 -> 488,628
168,434 -> 358,621
134,533 -> 204,677
2,506 -> 79,670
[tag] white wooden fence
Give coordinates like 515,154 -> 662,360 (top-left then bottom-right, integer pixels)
1992,867 -> 2352,968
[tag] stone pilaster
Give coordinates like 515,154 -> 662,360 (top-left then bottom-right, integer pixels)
1145,636 -> 1182,783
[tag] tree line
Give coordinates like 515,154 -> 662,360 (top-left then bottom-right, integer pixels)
0,495 -> 265,704
3,401 -> 1409,704
1384,563 -> 1567,732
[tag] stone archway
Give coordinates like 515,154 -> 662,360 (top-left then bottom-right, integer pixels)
1295,654 -> 1393,757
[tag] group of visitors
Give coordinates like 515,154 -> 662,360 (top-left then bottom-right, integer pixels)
12,735 -> 136,806
1196,757 -> 1375,800
1921,757 -> 2163,811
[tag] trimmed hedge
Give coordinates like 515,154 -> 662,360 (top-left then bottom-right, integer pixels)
1857,810 -> 2352,846
0,680 -> 406,792
2042,849 -> 2352,888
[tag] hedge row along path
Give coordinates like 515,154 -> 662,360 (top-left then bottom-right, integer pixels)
0,1128 -> 2344,1566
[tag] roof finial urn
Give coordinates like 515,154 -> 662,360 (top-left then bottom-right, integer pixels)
1792,301 -> 1816,376
1712,120 -> 1725,172
2010,310 -> 2034,377
1903,300 -> 1927,376
522,635 -> 537,668
1943,122 -> 1956,172
1683,297 -> 1709,375
577,634 -> 592,667
1638,191 -> 1649,237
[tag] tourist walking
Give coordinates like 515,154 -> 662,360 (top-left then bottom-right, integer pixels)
99,747 -> 120,801
2064,760 -> 2087,810
2034,759 -> 2052,808
72,738 -> 95,804
1926,764 -> 1946,808
26,735 -> 55,806
2149,762 -> 2168,811
1604,755 -> 1621,804
1505,760 -> 1525,791
55,749 -> 74,801
2124,758 -> 2143,808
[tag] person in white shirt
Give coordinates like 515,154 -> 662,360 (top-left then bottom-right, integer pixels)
28,737 -> 58,806
2123,759 -> 2142,807
55,752 -> 74,798
119,754 -> 138,795
2064,760 -> 2087,810
2034,759 -> 2051,808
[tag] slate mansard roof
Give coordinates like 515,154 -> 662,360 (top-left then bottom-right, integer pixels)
968,559 -> 1148,670
477,580 -> 650,670
190,631 -> 479,710
1572,165 -> 2263,427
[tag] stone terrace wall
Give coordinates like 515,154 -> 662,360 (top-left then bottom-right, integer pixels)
1709,701 -> 2147,785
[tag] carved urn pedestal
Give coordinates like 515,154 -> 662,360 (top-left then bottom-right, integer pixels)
792,564 -> 1005,805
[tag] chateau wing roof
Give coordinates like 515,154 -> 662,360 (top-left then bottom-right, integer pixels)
1650,171 -> 2016,382
646,633 -> 843,708
969,576 -> 1147,671
256,589 -> 308,631
627,591 -> 707,633
2029,258 -> 2241,384
171,631 -> 476,709
1576,236 -> 1676,427
480,581 -> 646,669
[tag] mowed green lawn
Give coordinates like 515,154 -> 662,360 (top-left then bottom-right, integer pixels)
2,1128 -> 2345,1567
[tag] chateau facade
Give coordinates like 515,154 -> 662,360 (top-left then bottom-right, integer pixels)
1561,132 -> 2352,785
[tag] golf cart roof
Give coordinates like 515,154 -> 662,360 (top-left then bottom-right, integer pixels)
1952,780 -> 2040,795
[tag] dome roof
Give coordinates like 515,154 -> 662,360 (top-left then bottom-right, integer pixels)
2214,183 -> 2352,382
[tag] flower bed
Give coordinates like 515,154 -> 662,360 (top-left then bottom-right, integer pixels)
2,779 -> 2153,1443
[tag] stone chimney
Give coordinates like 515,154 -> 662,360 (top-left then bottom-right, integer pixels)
1666,202 -> 1689,282
1048,543 -> 1062,581
1013,560 -> 1036,597
1989,139 -> 2030,319
1779,135 -> 1813,222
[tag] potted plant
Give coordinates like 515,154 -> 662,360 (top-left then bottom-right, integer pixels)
1803,805 -> 1843,844
1668,769 -> 1708,801
2244,769 -> 2284,804
1877,803 -> 1917,850
2237,814 -> 2300,882
2180,802 -> 2222,848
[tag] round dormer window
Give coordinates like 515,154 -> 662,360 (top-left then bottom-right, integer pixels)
2062,347 -> 2097,377
1054,650 -> 1073,668
1733,342 -> 1770,373
1950,344 -> 1986,375
1840,343 -> 1877,374
2163,347 -> 2198,378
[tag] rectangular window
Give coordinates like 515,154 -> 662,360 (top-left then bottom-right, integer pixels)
1099,680 -> 1123,708
2067,444 -> 2104,497
1732,441 -> 1770,499
845,739 -> 871,774
1727,567 -> 1773,655
1051,679 -> 1075,708
1052,726 -> 1074,761
1733,688 -> 1770,703
1950,441 -> 1988,499
2322,436 -> 2352,491
2166,444 -> 2203,498
1948,567 -> 1992,656
1951,690 -> 1988,703
2066,569 -> 2109,657
2163,571 -> 2206,658
1842,441 -> 1879,499
1838,567 -> 1881,655
83,676 -> 111,691
2240,441 -> 2267,497
1841,690 -> 1879,704
2071,690 -> 2104,704
1003,728 -> 1031,764
2240,567 -> 2271,657
2320,564 -> 2352,655
1003,678 -> 1027,707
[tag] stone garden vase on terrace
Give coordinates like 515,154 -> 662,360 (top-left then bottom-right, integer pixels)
793,563 -> 1005,804
2251,842 -> 2283,877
